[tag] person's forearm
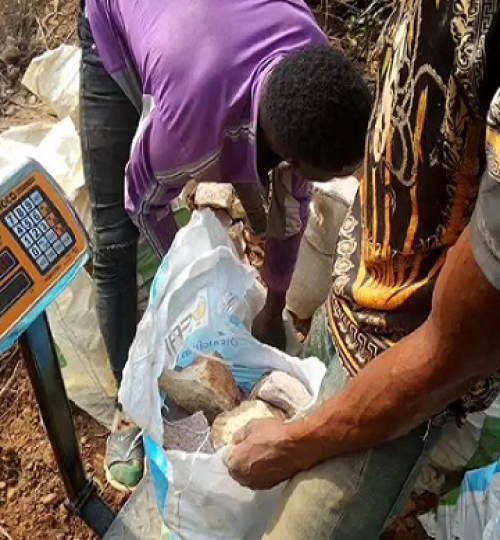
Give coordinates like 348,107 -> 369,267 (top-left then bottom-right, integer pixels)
286,320 -> 467,468
285,228 -> 500,470
232,182 -> 268,236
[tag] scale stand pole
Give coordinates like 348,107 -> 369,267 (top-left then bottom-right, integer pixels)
19,313 -> 116,538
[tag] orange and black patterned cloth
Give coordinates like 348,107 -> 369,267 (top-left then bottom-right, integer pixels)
328,0 -> 500,414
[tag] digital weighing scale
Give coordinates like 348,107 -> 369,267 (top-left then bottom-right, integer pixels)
0,159 -> 163,539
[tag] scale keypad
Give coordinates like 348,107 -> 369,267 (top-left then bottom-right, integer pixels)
2,189 -> 76,275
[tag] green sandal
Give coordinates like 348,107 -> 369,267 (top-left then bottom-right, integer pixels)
105,427 -> 145,492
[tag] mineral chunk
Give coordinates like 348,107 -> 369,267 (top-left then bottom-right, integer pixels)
158,357 -> 242,423
211,400 -> 283,451
249,371 -> 312,418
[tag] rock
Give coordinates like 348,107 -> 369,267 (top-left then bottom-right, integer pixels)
159,357 -> 242,423
6,487 -> 17,502
227,221 -> 246,260
163,412 -> 214,454
162,401 -> 191,422
0,482 -> 6,490
194,183 -> 234,209
250,371 -> 313,418
41,493 -> 58,505
211,400 -> 283,451
230,197 -> 247,220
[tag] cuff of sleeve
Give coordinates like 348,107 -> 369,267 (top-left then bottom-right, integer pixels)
471,205 -> 500,292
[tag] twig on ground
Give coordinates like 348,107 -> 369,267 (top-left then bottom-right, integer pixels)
0,347 -> 19,377
42,10 -> 61,27
329,0 -> 363,14
0,390 -> 23,422
0,362 -> 22,402
64,27 -> 76,43
36,17 -> 49,50
0,525 -> 14,540
0,359 -> 13,378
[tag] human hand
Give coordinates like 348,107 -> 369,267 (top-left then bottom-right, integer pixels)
224,419 -> 301,490
244,229 -> 266,257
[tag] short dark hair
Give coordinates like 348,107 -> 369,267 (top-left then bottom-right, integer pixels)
262,45 -> 372,171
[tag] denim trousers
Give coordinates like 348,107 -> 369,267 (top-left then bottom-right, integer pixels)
263,305 -> 446,540
79,11 -> 144,385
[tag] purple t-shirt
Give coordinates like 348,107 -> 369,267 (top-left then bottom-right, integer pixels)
86,0 -> 328,292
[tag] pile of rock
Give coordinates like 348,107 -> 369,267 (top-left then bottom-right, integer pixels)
159,355 -> 313,454
182,182 -> 266,267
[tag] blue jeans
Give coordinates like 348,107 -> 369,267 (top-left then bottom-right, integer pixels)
263,305 -> 444,540
79,11 -> 142,385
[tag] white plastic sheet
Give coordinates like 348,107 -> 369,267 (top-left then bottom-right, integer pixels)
22,45 -> 81,129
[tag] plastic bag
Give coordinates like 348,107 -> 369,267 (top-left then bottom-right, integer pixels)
120,210 -> 326,540
417,398 -> 500,538
22,45 -> 81,129
46,270 -> 117,427
416,398 -> 500,497
428,457 -> 500,539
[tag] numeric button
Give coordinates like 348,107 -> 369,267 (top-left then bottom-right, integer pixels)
61,233 -> 73,247
46,230 -> 57,244
37,255 -> 49,272
30,227 -> 42,242
20,234 -> 34,249
14,206 -> 27,220
29,244 -> 42,259
31,209 -> 43,223
53,240 -> 64,255
38,220 -> 49,234
12,223 -> 26,237
4,212 -> 17,228
21,216 -> 34,230
30,191 -> 43,206
22,198 -> 35,212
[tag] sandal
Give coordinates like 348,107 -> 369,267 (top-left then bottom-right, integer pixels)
104,409 -> 145,492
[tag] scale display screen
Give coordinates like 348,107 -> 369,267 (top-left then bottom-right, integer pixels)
0,270 -> 32,318
0,160 -> 89,351
0,249 -> 17,281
